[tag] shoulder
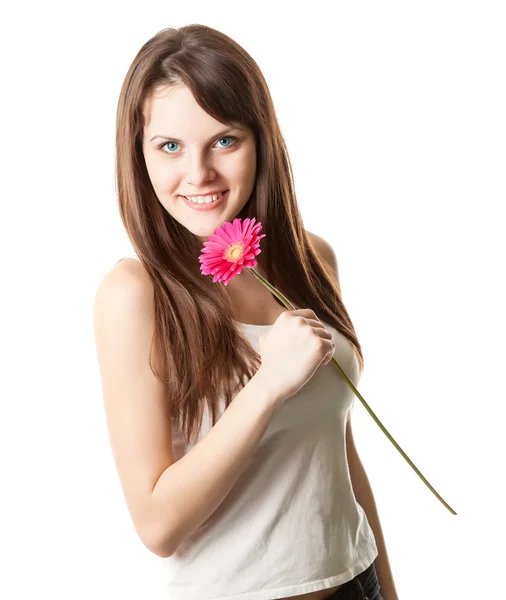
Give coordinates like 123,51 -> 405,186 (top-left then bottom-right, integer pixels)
93,257 -> 154,322
100,257 -> 150,289
112,256 -> 148,281
93,256 -> 161,382
306,230 -> 340,290
306,230 -> 337,270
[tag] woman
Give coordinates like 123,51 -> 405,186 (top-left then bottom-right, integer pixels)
93,24 -> 388,600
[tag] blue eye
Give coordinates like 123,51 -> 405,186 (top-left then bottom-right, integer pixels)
158,135 -> 238,155
217,136 -> 234,148
163,141 -> 179,153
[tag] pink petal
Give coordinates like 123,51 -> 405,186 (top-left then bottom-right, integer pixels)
197,217 -> 265,285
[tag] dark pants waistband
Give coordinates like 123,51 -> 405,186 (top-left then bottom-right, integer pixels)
326,561 -> 383,600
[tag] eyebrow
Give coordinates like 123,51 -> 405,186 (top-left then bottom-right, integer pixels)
149,126 -> 244,143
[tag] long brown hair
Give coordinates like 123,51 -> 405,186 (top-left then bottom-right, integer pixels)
115,24 -> 364,446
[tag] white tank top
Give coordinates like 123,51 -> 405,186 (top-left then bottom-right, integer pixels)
158,320 -> 378,599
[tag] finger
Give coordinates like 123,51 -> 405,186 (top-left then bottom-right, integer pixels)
290,309 -> 320,321
298,317 -> 324,328
303,319 -> 333,337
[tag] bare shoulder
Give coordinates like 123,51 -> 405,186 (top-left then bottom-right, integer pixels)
105,256 -> 147,284
94,257 -> 152,309
92,256 -> 174,557
306,230 -> 336,268
306,230 -> 340,291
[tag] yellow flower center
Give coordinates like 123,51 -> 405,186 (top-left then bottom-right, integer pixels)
224,242 -> 245,263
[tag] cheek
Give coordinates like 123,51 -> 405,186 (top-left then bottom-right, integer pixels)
146,160 -> 175,195
231,148 -> 256,185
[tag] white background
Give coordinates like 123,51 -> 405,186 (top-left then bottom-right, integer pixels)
1,1 -> 505,598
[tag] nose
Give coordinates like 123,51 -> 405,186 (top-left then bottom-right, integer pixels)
184,153 -> 217,188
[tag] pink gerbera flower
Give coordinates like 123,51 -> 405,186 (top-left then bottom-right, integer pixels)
198,217 -> 266,286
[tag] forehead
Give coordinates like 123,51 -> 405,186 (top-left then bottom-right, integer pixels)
143,84 -> 229,136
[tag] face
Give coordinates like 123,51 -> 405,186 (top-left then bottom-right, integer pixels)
142,84 -> 257,245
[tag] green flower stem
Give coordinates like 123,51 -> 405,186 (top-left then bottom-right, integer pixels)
250,267 -> 457,516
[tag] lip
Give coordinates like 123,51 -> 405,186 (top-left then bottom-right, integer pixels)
182,190 -> 229,212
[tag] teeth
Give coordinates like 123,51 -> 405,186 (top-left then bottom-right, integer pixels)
186,191 -> 225,204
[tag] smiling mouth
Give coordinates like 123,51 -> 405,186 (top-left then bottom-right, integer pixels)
182,190 -> 228,204
181,190 -> 229,210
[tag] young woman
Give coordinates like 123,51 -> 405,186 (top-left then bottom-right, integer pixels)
93,24 -> 393,600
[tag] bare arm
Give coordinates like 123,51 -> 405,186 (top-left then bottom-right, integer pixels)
151,368 -> 278,557
93,259 -> 282,558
